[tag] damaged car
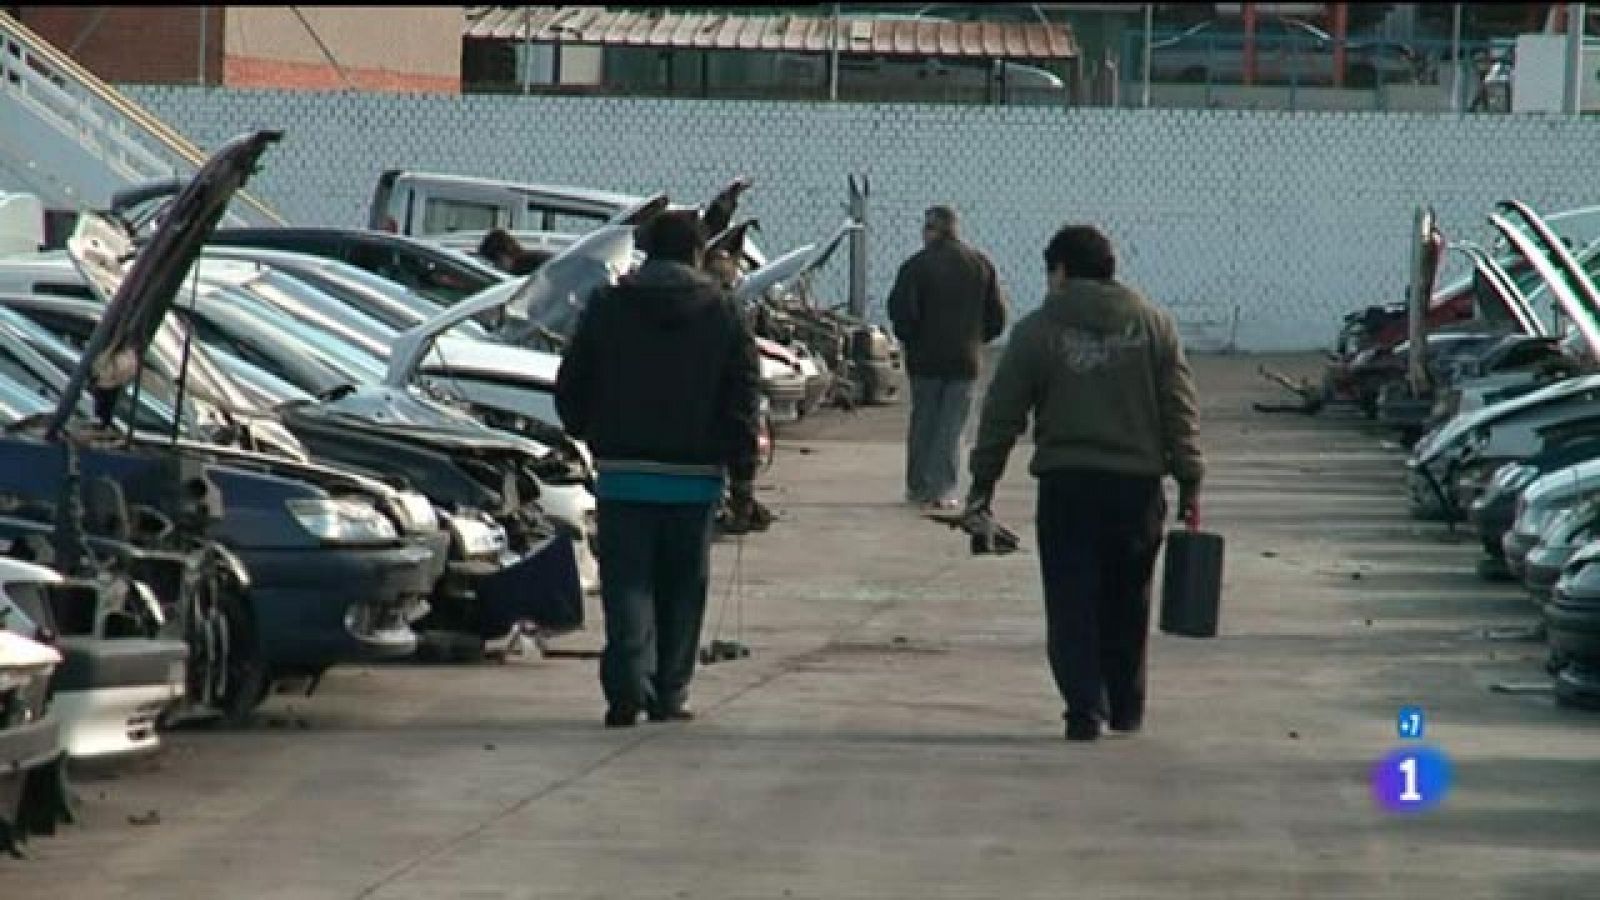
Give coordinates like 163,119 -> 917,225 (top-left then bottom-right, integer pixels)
1407,205 -> 1600,522
0,551 -> 186,763
0,131 -> 448,720
0,270 -> 587,662
0,628 -> 66,857
728,217 -> 904,410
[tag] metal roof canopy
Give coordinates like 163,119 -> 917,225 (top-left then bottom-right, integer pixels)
464,6 -> 1078,61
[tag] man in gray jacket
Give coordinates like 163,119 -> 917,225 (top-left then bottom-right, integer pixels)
965,225 -> 1204,742
888,206 -> 1007,510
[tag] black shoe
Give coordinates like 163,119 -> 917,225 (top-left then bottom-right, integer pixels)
647,706 -> 695,723
1108,716 -> 1143,734
1065,717 -> 1101,742
604,707 -> 640,729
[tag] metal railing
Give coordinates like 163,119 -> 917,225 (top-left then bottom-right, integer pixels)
0,13 -> 284,225
1120,28 -> 1512,113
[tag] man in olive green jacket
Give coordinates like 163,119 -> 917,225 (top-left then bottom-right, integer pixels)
965,225 -> 1203,743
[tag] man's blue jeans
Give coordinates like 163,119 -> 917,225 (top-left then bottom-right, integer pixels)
906,377 -> 974,504
595,500 -> 716,714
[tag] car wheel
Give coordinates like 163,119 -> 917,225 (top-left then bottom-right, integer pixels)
187,550 -> 269,725
219,588 -> 271,725
1178,66 -> 1208,84
1348,64 -> 1377,89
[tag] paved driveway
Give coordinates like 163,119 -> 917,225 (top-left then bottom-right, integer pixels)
6,355 -> 1597,899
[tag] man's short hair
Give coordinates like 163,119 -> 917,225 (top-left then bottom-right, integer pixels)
1044,225 -> 1116,280
924,205 -> 959,237
478,228 -> 520,261
635,210 -> 706,264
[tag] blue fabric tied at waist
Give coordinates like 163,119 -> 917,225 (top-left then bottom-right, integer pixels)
596,469 -> 725,505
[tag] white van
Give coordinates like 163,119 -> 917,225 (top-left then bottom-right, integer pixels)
0,193 -> 45,256
369,170 -> 641,238
368,170 -> 769,266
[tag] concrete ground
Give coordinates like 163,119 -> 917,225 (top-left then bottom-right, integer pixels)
6,355 -> 1598,900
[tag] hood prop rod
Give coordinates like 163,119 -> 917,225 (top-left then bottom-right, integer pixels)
168,263 -> 205,448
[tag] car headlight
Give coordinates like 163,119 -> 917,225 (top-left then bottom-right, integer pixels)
1497,465 -> 1539,494
389,491 -> 439,534
286,496 -> 399,545
448,511 -> 508,560
530,450 -> 586,486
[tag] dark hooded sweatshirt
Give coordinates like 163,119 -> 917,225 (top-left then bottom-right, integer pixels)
555,260 -> 762,502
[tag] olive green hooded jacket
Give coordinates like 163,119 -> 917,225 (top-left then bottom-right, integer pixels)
969,277 -> 1204,488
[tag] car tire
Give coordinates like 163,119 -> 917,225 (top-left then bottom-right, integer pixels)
1178,66 -> 1208,84
188,550 -> 270,726
217,588 -> 271,725
1348,63 -> 1377,89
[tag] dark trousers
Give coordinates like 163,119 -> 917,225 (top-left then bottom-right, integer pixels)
1035,468 -> 1166,727
906,377 -> 974,503
595,500 -> 716,713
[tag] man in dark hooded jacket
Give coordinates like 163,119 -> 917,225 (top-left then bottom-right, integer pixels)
888,205 -> 1008,510
555,211 -> 763,728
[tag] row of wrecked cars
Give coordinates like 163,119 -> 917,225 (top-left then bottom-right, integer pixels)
0,131 -> 903,856
1263,196 -> 1600,714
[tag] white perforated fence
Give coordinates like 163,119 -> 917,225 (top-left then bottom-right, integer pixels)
120,86 -> 1600,352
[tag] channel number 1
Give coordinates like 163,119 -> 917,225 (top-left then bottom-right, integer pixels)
1398,756 -> 1423,803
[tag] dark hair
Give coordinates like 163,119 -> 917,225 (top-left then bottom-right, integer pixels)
924,205 -> 958,238
635,210 -> 706,265
477,228 -> 521,261
1044,225 -> 1116,280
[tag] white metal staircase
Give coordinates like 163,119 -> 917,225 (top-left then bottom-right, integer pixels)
0,12 -> 283,227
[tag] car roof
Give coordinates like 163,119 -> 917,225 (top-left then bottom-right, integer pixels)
383,171 -> 642,212
212,227 -> 506,277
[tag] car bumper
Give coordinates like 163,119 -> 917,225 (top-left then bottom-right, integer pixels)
1524,546 -> 1576,605
239,541 -> 438,670
1469,494 -> 1516,553
1502,530 -> 1540,580
0,711 -> 62,788
1547,587 -> 1600,661
537,485 -> 599,595
762,378 -> 807,423
801,375 -> 831,415
472,535 -> 584,635
1405,461 -> 1453,521
855,358 -> 903,405
51,637 -> 187,761
1377,388 -> 1435,435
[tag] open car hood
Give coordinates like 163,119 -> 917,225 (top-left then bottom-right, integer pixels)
386,220 -> 638,387
1416,205 -> 1600,464
1490,213 -> 1600,362
52,130 -> 282,440
733,218 -> 860,305
307,385 -> 552,458
1448,242 -> 1547,338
